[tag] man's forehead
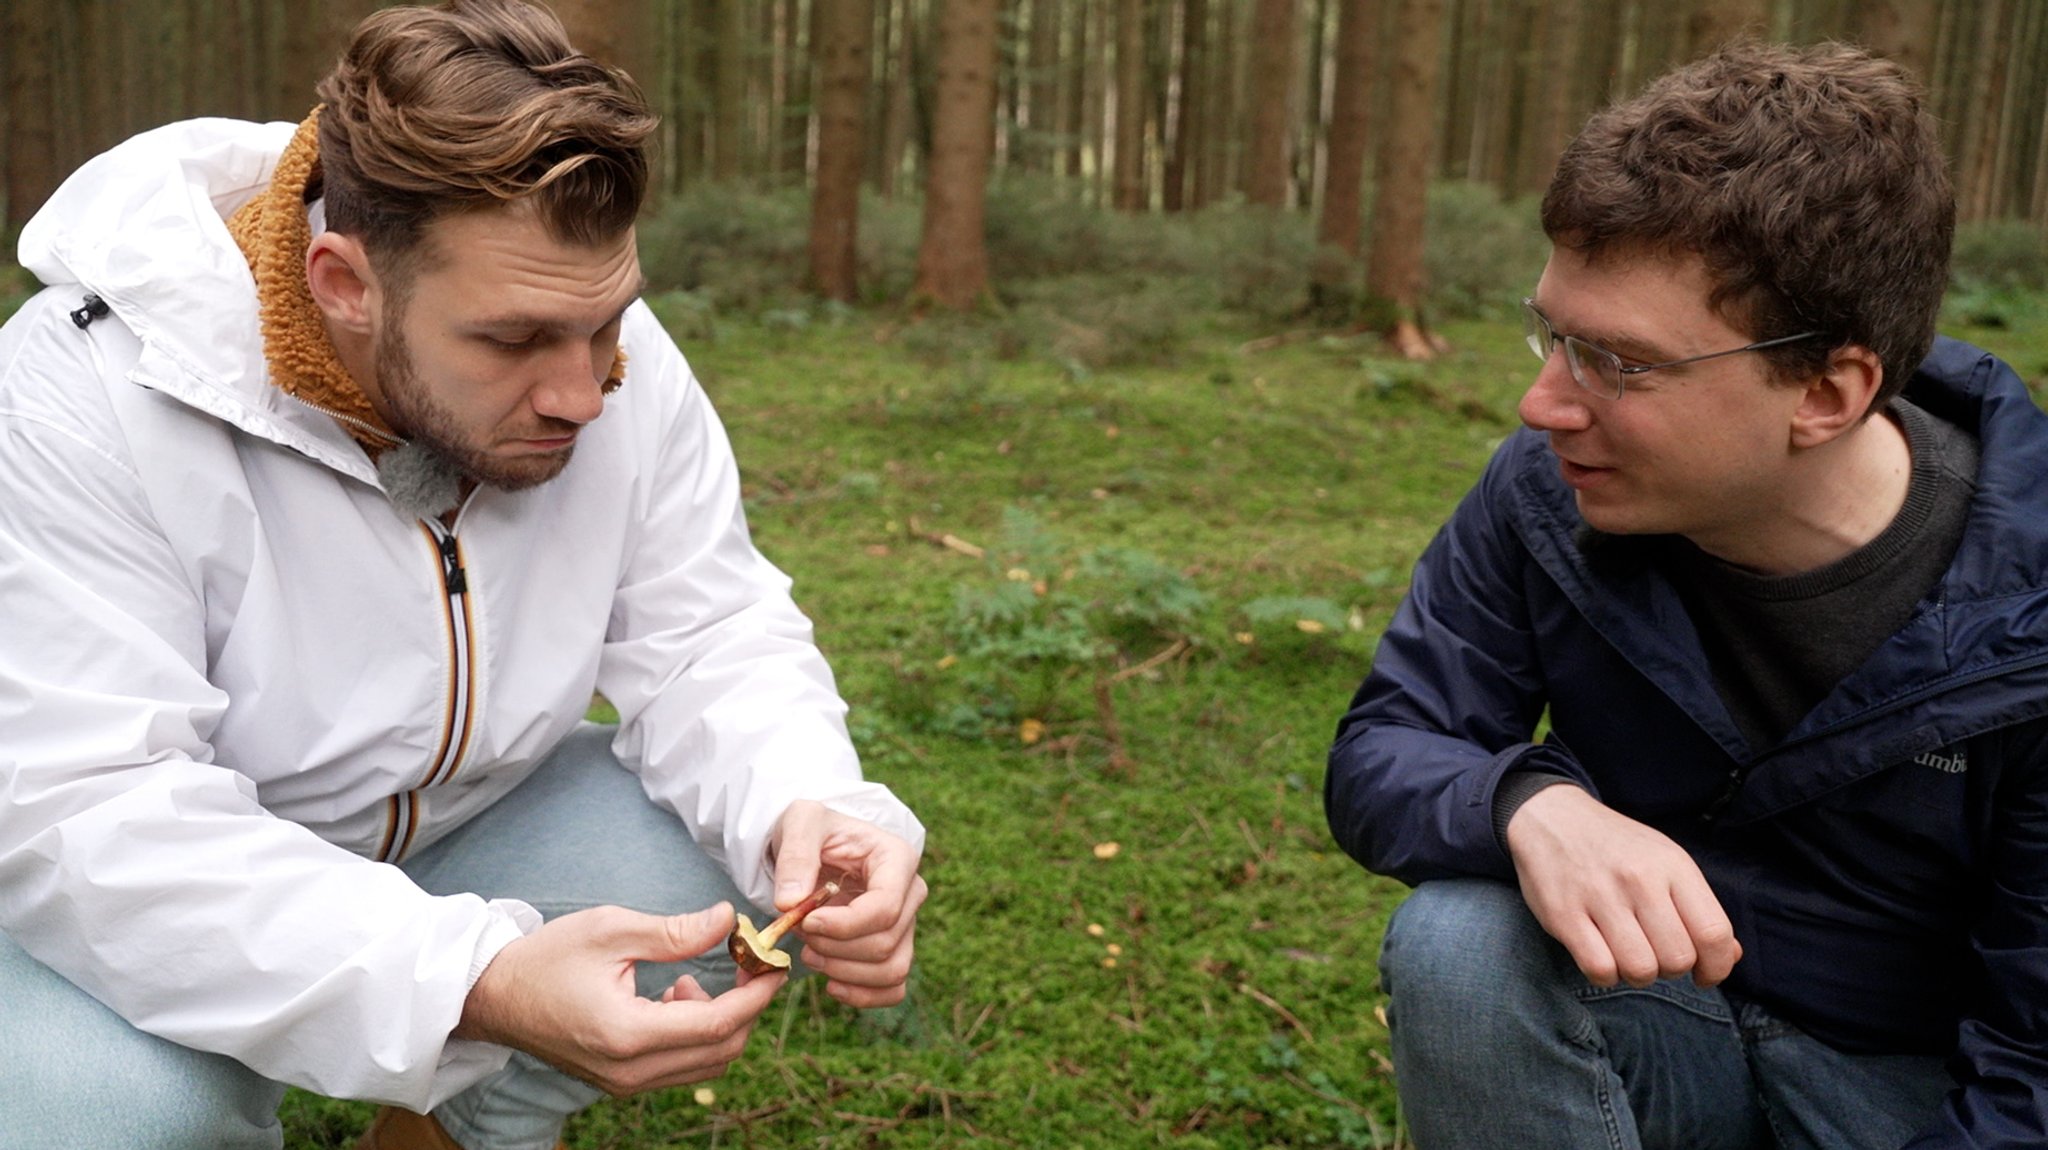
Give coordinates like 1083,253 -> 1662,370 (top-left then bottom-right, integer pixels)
1536,246 -> 1747,355
411,204 -> 641,313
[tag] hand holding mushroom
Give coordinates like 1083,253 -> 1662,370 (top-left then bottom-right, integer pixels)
765,800 -> 929,1008
728,880 -> 840,974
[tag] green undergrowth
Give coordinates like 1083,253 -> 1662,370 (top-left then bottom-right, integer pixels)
2,219 -> 2042,1146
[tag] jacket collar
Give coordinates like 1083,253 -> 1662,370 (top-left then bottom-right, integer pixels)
223,109 -> 399,458
1509,338 -> 2048,821
16,117 -> 382,485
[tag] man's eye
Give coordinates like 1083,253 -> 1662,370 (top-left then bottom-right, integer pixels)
484,334 -> 537,351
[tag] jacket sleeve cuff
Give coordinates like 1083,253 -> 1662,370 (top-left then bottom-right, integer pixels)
1491,771 -> 1583,852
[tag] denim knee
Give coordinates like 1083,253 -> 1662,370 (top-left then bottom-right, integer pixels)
1380,877 -> 1562,1011
0,933 -> 284,1149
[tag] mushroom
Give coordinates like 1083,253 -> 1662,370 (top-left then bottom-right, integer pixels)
727,880 -> 841,975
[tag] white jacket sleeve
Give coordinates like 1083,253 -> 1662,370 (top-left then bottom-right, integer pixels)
0,297 -> 535,1109
597,308 -> 925,908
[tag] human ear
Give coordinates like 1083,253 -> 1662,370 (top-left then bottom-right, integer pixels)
1789,344 -> 1885,450
305,232 -> 379,335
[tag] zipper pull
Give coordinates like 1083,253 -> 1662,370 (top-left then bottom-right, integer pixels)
1701,767 -> 1741,823
438,533 -> 467,596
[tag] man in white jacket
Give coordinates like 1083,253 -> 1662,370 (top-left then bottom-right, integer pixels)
0,2 -> 927,1148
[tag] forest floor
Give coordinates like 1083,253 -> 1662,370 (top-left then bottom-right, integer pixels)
2,258 -> 2043,1147
283,292 -> 2046,1149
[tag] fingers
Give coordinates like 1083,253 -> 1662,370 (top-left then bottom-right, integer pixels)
1507,788 -> 1741,990
660,974 -> 710,1004
592,978 -> 782,1095
1673,882 -> 1742,987
800,875 -> 926,1006
1558,875 -> 1736,989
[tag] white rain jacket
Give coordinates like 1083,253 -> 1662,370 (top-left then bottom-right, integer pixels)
0,119 -> 924,1109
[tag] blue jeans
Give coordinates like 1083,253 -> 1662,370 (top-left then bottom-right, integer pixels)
1378,879 -> 1953,1150
0,724 -> 762,1150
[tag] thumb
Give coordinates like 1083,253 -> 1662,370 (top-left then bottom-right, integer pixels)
772,802 -> 826,910
630,902 -> 734,964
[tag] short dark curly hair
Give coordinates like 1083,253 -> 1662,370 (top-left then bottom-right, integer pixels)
1542,41 -> 1953,403
313,0 -> 658,290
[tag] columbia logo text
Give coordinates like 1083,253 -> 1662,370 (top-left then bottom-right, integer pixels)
1913,749 -> 1968,775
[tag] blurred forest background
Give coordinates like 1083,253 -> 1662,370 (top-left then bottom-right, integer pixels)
5,4 -> 2048,1145
5,0 -> 2048,348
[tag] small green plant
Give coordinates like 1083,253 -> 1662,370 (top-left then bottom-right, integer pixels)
939,507 -> 1208,731
1235,595 -> 1356,664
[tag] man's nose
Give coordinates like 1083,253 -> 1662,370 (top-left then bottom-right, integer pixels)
530,345 -> 609,426
1516,349 -> 1594,433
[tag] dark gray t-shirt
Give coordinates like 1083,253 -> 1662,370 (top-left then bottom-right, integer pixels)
1492,399 -> 1981,841
1669,399 -> 1979,752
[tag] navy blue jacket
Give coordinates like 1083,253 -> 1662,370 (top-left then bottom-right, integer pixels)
1328,338 -> 2048,1148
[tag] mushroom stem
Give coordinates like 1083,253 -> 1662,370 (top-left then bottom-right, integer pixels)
754,880 -> 841,949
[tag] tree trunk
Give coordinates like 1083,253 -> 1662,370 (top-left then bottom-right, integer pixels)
1194,0 -> 1237,205
1849,0 -> 1936,87
1311,0 -> 1378,315
1026,0 -> 1062,171
3,0 -> 60,232
1111,0 -> 1147,209
1245,0 -> 1300,207
711,3 -> 748,180
277,1 -> 379,121
1958,0 -> 2012,222
550,0 -> 655,99
808,0 -> 874,301
1522,0 -> 1582,195
1686,0 -> 1769,59
878,0 -> 918,196
779,0 -> 814,182
1064,0 -> 1090,180
1087,0 -> 1111,203
1164,0 -> 1205,210
912,0 -> 1000,309
1365,0 -> 1446,357
1302,0 -> 1329,213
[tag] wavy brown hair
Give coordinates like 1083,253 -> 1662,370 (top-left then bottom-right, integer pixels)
1542,41 -> 1952,401
313,0 -> 658,288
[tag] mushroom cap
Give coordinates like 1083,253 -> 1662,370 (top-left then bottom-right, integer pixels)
727,913 -> 794,974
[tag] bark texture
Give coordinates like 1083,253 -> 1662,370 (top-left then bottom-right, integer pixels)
912,0 -> 1001,308
808,0 -> 875,301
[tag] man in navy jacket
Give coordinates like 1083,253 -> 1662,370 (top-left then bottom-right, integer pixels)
1326,41 -> 2048,1150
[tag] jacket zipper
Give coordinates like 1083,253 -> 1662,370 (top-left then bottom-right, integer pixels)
281,390 -> 405,450
377,522 -> 478,863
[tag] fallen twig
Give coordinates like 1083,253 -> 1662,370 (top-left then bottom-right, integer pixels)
1238,981 -> 1315,1044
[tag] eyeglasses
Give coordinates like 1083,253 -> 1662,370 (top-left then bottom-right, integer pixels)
1520,298 -> 1824,400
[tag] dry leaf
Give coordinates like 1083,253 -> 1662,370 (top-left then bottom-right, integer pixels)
1234,631 -> 1256,645
936,654 -> 958,670
1019,718 -> 1047,745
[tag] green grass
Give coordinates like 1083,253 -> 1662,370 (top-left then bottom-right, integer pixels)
284,295 -> 2046,1150
5,230 -> 2045,1146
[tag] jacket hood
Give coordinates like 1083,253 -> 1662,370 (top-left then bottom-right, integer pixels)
17,118 -> 380,483
19,118 -> 298,396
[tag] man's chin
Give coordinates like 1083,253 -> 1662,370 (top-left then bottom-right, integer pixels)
471,446 -> 575,493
